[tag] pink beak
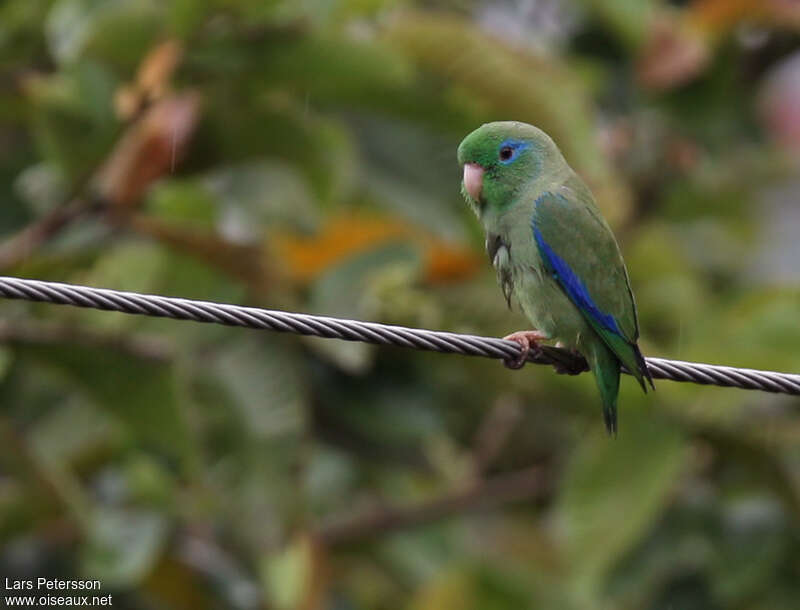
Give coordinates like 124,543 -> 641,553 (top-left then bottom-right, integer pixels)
463,163 -> 484,201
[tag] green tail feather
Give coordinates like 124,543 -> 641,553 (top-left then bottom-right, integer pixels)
587,340 -> 621,435
591,326 -> 653,393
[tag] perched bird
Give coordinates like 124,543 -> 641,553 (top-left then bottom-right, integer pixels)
457,121 -> 653,433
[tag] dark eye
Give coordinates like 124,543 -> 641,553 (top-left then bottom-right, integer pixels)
499,146 -> 514,161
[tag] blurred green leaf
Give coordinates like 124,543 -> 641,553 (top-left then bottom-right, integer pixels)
27,61 -> 119,179
1,0 -> 800,607
204,159 -> 319,238
409,563 -> 533,610
576,0 -> 655,48
384,11 -> 632,224
20,342 -> 191,462
261,536 -> 314,610
80,507 -> 168,587
306,242 -> 420,372
352,115 -> 466,240
146,178 -> 218,227
46,0 -> 163,68
557,412 -> 688,598
212,336 -> 307,441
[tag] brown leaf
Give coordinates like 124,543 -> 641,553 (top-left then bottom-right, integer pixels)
637,14 -> 710,91
638,0 -> 800,92
115,39 -> 184,120
96,93 -> 201,211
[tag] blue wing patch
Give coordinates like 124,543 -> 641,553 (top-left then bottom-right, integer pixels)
532,224 -> 621,335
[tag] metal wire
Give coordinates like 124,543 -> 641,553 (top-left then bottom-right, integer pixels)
0,275 -> 798,395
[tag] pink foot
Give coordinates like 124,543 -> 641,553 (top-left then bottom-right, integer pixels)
502,330 -> 549,369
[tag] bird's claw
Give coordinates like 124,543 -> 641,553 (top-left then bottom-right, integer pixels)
551,342 -> 585,375
502,330 -> 548,370
553,359 -> 583,375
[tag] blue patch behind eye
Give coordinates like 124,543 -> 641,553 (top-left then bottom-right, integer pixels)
532,223 -> 621,335
498,138 -> 531,165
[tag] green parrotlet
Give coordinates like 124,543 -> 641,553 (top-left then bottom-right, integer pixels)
457,121 -> 653,433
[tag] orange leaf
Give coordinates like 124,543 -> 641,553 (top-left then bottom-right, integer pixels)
270,213 -> 480,285
422,239 -> 482,283
688,0 -> 800,34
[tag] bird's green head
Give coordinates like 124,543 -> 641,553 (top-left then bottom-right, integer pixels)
457,121 -> 561,216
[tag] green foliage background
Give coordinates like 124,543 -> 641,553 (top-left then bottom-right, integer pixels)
1,1 -> 800,608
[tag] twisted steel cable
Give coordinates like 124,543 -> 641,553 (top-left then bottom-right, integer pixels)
0,275 -> 798,395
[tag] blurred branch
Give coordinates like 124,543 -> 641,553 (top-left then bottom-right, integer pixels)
129,214 -> 272,293
315,465 -> 549,545
470,395 -> 524,476
0,418 -> 91,533
0,197 -> 97,270
311,397 -> 432,469
0,40 -> 198,272
0,319 -> 173,361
